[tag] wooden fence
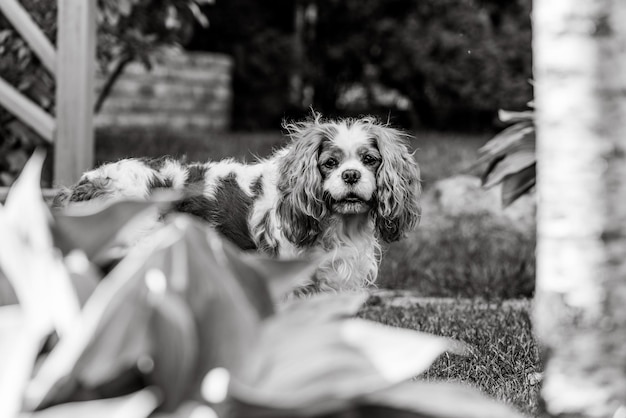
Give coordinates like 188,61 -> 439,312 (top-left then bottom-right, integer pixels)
0,0 -> 95,191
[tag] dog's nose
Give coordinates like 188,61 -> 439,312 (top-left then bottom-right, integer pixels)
342,169 -> 361,184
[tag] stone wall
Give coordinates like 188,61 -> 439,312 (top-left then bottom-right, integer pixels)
95,52 -> 233,131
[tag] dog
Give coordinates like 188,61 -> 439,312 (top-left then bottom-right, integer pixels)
53,115 -> 421,294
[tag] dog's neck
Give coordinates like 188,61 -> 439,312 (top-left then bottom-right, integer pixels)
319,212 -> 374,251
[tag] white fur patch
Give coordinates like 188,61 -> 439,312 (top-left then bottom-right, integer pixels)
86,159 -> 155,199
203,159 -> 238,198
235,163 -> 266,196
332,122 -> 371,152
203,160 -> 266,199
159,160 -> 188,190
249,160 -> 287,254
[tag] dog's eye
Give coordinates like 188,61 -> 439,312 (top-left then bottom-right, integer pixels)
323,158 -> 338,168
362,155 -> 379,165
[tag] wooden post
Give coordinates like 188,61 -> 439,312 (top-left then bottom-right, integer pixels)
533,0 -> 626,416
54,0 -> 96,186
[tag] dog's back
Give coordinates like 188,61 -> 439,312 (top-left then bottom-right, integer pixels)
53,157 -> 268,251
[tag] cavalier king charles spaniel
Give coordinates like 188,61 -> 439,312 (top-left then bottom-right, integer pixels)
54,115 -> 421,295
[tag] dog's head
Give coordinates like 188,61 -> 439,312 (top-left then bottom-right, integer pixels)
277,114 -> 421,246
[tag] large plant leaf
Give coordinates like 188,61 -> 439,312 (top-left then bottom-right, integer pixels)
25,247 -> 157,410
475,121 -> 534,168
174,219 -> 262,381
0,269 -> 18,306
361,380 -> 527,418
27,215 -> 266,411
501,164 -> 536,207
220,239 -> 321,316
275,291 -> 369,323
482,144 -> 535,188
51,199 -> 160,259
0,305 -> 49,418
497,109 -> 534,124
147,288 -> 198,411
230,316 -> 465,416
62,251 -> 101,307
472,109 -> 537,207
26,388 -> 159,418
0,152 -> 80,338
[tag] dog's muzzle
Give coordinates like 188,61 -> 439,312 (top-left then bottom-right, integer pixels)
329,193 -> 372,215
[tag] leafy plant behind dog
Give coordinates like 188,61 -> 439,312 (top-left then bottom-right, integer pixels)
0,155 -> 526,417
474,108 -> 536,207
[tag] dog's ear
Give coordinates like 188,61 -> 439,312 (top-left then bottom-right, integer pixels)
371,123 -> 421,242
277,120 -> 327,247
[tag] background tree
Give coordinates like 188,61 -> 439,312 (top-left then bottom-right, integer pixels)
187,0 -> 294,130
190,0 -> 533,130
533,0 -> 626,416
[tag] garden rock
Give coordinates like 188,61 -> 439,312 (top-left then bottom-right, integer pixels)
422,175 -> 536,235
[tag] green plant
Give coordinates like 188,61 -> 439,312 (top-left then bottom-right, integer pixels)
0,154 -> 527,417
0,0 -> 56,185
474,108 -> 535,206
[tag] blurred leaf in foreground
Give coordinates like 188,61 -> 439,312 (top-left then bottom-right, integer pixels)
25,387 -> 159,418
361,380 -> 527,418
227,292 -> 469,416
0,153 -> 80,418
51,199 -> 161,260
221,239 -> 321,317
0,305 -> 47,418
26,212 -> 317,412
0,151 -> 80,335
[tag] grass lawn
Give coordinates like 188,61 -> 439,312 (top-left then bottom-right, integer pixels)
359,294 -> 541,417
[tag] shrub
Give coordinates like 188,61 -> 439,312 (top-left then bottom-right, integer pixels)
317,0 -> 533,129
191,0 -> 533,130
0,0 -> 56,185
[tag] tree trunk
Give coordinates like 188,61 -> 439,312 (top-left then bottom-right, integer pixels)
533,1 -> 626,417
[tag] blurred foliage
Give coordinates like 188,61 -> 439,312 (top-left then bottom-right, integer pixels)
0,0 -> 210,186
367,0 -> 533,130
0,154 -> 526,418
187,0 -> 295,130
190,0 -> 532,130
